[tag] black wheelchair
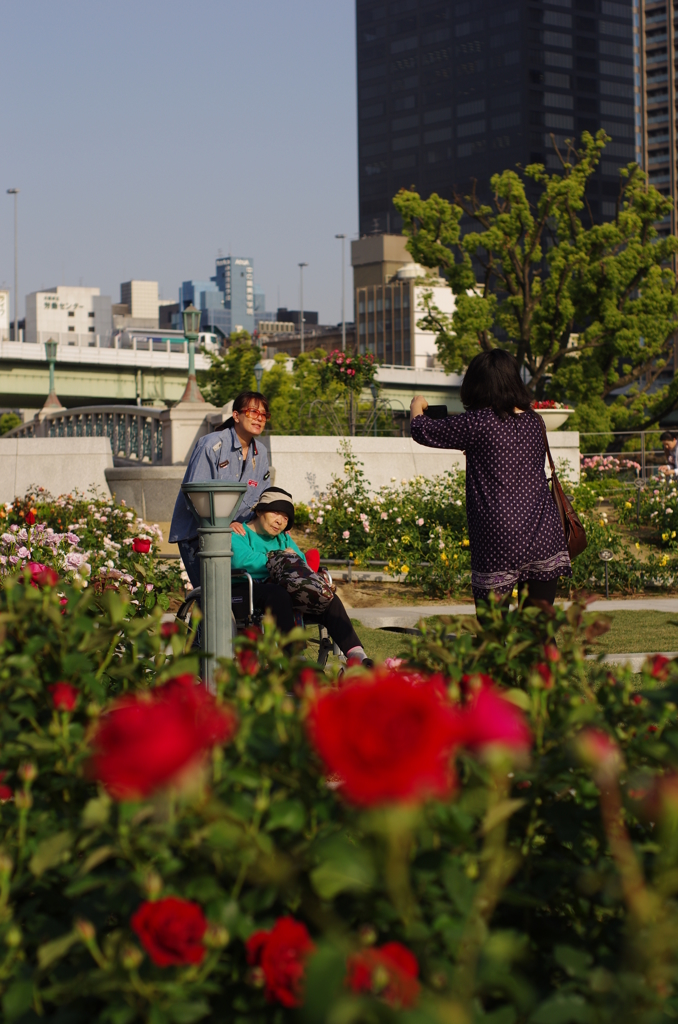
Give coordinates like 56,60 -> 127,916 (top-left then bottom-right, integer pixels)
175,568 -> 341,669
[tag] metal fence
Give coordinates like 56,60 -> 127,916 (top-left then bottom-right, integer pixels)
580,429 -> 668,479
7,405 -> 165,464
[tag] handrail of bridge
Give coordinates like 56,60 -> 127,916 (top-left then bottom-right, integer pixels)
5,405 -> 167,465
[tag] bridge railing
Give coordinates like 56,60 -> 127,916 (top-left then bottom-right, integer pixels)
7,406 -> 165,464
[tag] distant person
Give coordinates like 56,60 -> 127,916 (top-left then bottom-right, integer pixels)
170,390 -> 271,588
660,431 -> 678,476
231,487 -> 372,665
409,349 -> 571,608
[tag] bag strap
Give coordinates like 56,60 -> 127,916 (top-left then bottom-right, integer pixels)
537,413 -> 557,478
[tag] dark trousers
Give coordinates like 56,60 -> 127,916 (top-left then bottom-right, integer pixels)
474,577 -> 558,612
232,580 -> 362,657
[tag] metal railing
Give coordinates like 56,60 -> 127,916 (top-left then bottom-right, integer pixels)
7,405 -> 165,464
580,430 -> 669,479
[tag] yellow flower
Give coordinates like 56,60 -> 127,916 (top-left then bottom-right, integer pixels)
401,565 -> 409,574
462,538 -> 470,547
625,501 -> 632,509
635,542 -> 640,550
661,556 -> 669,567
441,552 -> 448,563
511,588 -> 518,598
599,519 -> 605,527
349,552 -> 353,558
453,554 -> 458,561
672,531 -> 676,539
402,535 -> 411,544
663,533 -> 670,542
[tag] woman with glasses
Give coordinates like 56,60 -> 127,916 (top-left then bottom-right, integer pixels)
170,390 -> 272,588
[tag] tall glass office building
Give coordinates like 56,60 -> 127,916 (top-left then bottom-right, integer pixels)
356,0 -> 637,236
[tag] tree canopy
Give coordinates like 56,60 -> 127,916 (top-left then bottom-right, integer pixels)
393,131 -> 678,435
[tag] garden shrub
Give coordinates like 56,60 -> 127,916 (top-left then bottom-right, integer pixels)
2,566 -> 678,1021
0,489 -> 184,611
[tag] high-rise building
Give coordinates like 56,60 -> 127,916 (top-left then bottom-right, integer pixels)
120,281 -> 159,321
25,287 -> 112,347
639,0 -> 677,236
356,0 -> 636,236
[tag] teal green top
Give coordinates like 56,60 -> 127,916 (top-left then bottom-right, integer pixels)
231,525 -> 305,581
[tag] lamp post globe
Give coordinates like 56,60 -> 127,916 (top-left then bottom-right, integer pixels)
180,303 -> 205,403
181,480 -> 247,688
254,361 -> 264,392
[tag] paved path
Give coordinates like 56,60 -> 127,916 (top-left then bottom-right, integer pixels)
349,597 -> 678,630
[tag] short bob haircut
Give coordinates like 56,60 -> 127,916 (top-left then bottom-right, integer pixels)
460,350 -> 532,420
219,391 -> 270,431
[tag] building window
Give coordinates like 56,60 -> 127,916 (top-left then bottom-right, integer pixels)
88,311 -> 95,317
88,326 -> 95,332
68,311 -> 75,317
68,325 -> 75,332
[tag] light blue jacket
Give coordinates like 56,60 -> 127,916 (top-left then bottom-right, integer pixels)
169,425 -> 271,543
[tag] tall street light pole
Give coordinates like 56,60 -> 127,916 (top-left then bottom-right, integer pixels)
335,234 -> 346,351
6,189 -> 19,341
298,262 -> 308,354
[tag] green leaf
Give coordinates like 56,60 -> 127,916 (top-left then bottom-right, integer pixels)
81,792 -> 112,829
166,1001 -> 211,1023
29,830 -> 73,876
481,799 -> 526,835
530,994 -> 594,1024
266,799 -> 306,832
37,929 -> 79,970
15,731 -> 56,753
311,839 -> 375,900
554,945 -> 593,979
79,844 -> 118,876
2,979 -> 33,1021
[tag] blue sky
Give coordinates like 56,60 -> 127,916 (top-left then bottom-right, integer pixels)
0,0 -> 357,325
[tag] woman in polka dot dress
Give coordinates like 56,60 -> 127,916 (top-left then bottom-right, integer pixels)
410,349 -> 571,607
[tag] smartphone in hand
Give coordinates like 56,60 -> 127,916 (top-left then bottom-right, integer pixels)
423,405 -> 448,420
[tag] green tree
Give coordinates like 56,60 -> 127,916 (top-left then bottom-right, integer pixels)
0,412 -> 21,435
393,131 -> 678,435
197,336 -> 261,406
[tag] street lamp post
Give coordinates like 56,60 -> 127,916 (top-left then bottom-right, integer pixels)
181,480 -> 247,688
335,234 -> 346,351
298,262 -> 308,354
180,303 -> 205,403
6,189 -> 19,341
42,339 -> 63,410
370,382 -> 379,437
254,361 -> 264,392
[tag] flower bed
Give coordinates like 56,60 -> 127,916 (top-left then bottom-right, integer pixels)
1,567 -> 678,1020
0,488 -> 184,611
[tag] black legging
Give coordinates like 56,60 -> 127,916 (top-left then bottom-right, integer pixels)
473,577 -> 558,612
232,580 -> 362,657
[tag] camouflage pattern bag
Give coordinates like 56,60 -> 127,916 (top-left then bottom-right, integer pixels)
265,550 -> 334,613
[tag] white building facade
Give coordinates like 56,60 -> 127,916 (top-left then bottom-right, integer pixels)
0,290 -> 9,342
25,286 -> 111,348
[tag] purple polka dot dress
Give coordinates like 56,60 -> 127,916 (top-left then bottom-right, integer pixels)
411,408 -> 571,600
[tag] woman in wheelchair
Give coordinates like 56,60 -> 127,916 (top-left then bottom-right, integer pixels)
231,487 -> 372,665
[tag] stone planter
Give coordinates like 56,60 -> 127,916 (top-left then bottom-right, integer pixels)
535,408 -> 574,431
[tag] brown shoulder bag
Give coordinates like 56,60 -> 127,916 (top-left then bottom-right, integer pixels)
538,416 -> 587,559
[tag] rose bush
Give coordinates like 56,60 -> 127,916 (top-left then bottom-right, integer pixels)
3,563 -> 678,1021
0,488 -> 184,611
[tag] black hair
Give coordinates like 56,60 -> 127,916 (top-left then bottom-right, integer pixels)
460,350 -> 532,420
220,391 -> 269,430
661,431 -> 675,442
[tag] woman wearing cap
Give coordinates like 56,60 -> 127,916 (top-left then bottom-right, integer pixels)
231,487 -> 372,664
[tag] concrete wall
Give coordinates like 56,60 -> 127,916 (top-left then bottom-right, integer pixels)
0,437 -> 113,503
264,432 -> 580,504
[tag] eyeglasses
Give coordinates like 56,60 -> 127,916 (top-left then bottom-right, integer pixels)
240,407 -> 270,421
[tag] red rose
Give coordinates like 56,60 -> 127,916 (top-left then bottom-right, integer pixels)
28,562 -> 59,588
544,643 -> 560,663
89,674 -> 237,799
246,917 -> 315,1008
48,682 -> 79,712
160,621 -> 180,638
132,537 -> 152,554
347,941 -> 420,1008
459,680 -> 532,757
648,654 -> 671,680
237,648 -> 260,676
131,897 -> 207,967
307,669 -> 462,807
576,728 -> 623,779
0,772 -> 12,803
25,510 -> 36,526
535,663 -> 554,688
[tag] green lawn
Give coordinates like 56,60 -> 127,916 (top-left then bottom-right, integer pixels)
313,611 -> 678,669
585,611 -> 678,655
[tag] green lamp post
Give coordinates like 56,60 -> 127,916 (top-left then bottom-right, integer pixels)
42,338 -> 63,410
180,303 -> 205,403
181,480 -> 247,687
